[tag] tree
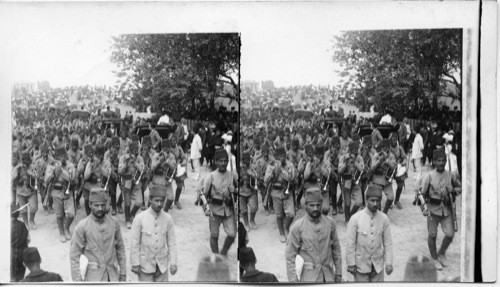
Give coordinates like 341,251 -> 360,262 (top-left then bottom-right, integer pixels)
110,33 -> 240,119
332,29 -> 461,119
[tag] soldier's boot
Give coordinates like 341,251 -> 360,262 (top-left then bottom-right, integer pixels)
395,186 -> 403,209
428,236 -> 443,270
84,199 -> 91,216
48,197 -> 54,214
249,212 -> 258,230
242,213 -> 250,230
57,217 -> 66,242
438,236 -> 453,267
276,217 -> 286,243
383,200 -> 393,214
220,236 -> 235,256
163,199 -> 174,213
64,216 -> 74,240
337,193 -> 344,213
110,193 -> 117,215
29,212 -> 37,230
117,194 -> 124,213
331,191 -> 338,215
130,205 -> 140,221
125,205 -> 132,229
174,186 -> 183,209
283,216 -> 294,239
210,236 -> 219,254
22,213 -> 30,229
344,204 -> 351,222
43,205 -> 49,215
350,204 -> 360,216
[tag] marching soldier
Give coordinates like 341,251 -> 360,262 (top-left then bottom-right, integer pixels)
339,125 -> 352,154
118,141 -> 144,228
70,188 -> 127,282
390,132 -> 408,209
33,144 -> 54,214
139,135 -> 154,209
255,144 -> 273,214
338,142 -> 364,222
169,136 -> 188,209
84,144 -> 111,215
239,152 -> 259,230
76,144 -> 94,215
418,148 -> 461,270
105,136 -> 122,215
50,147 -> 77,242
325,136 -> 342,215
302,143 -> 324,203
370,139 -> 397,214
296,143 -> 314,209
287,138 -> 305,168
198,148 -> 238,256
12,151 -> 39,229
150,139 -> 177,213
264,146 -> 297,243
67,139 -> 82,168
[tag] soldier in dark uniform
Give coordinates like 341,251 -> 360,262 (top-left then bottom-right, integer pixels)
77,144 -> 94,215
338,142 -> 364,222
264,146 -> 297,243
139,135 -> 154,209
11,202 -> 30,282
150,139 -> 177,213
255,144 -> 273,214
21,247 -> 63,282
34,144 -> 54,214
105,136 -> 122,215
325,136 -> 342,215
169,136 -> 188,209
118,142 -> 144,228
370,139 -> 397,214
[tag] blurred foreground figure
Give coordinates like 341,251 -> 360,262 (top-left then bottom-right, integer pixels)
240,247 -> 278,283
21,247 -> 63,282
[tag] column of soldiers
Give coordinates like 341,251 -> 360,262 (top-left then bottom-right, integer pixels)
240,117 -> 462,282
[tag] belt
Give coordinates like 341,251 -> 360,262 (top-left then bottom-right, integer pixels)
429,197 -> 444,205
342,174 -> 353,180
272,183 -> 284,190
53,184 -> 64,191
122,174 -> 133,180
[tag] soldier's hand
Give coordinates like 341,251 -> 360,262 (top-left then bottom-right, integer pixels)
347,265 -> 356,274
118,274 -> 126,282
334,275 -> 342,283
204,206 -> 212,217
422,209 -> 429,217
385,264 -> 393,275
170,264 -> 178,275
131,265 -> 140,274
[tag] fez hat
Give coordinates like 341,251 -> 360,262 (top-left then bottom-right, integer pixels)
111,136 -> 120,146
214,148 -> 228,160
365,184 -> 383,199
433,148 -> 446,160
149,185 -> 167,198
304,144 -> 314,155
95,144 -> 106,156
331,136 -> 340,147
304,188 -> 322,202
275,146 -> 286,157
142,135 -> 152,145
89,188 -> 107,202
239,247 -> 257,266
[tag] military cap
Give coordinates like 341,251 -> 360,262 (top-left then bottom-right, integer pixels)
390,132 -> 398,140
349,142 -> 359,154
142,135 -> 152,145
278,130 -> 285,137
22,247 -> 42,265
131,134 -> 140,142
149,185 -> 167,198
71,138 -> 79,146
95,144 -> 106,156
365,184 -> 383,199
362,135 -> 372,147
404,255 -> 437,282
304,188 -> 322,202
89,188 -> 107,202
56,130 -> 63,137
274,147 -> 286,157
40,144 -> 49,153
284,127 -> 291,134
214,148 -> 228,160
83,144 -> 94,154
254,138 -> 261,147
55,147 -> 66,157
304,144 -> 314,155
21,151 -> 30,161
261,144 -> 269,153
161,139 -> 171,149
315,143 -> 325,156
239,247 -> 257,266
331,136 -> 341,147
128,142 -> 138,152
433,148 -> 446,160
105,129 -> 113,138
32,138 -> 40,147
111,136 -> 120,146
292,138 -> 300,146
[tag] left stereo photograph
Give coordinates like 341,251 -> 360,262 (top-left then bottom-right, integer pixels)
9,32 -> 240,283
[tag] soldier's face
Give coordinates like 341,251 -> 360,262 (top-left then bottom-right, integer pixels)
90,201 -> 107,219
216,158 -> 228,172
150,196 -> 165,213
366,196 -> 380,213
434,157 -> 446,172
305,201 -> 322,219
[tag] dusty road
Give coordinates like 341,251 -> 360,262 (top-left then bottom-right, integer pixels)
24,164 -> 238,282
246,165 -> 462,282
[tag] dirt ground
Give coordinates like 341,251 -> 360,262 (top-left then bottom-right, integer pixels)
22,163 -> 238,282
246,164 -> 462,283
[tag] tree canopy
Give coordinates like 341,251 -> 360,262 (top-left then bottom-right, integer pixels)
332,29 -> 461,119
110,33 -> 240,118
